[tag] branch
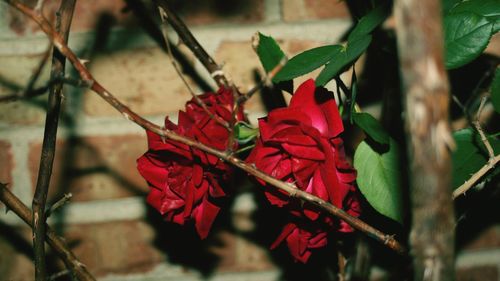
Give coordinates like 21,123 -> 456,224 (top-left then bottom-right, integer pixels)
452,154 -> 500,199
32,1 -> 76,280
0,184 -> 96,281
45,193 -> 72,217
394,0 -> 455,279
453,97 -> 499,199
154,0 -> 231,89
4,0 -> 405,255
156,7 -> 230,129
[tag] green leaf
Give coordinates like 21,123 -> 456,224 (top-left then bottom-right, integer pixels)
354,138 -> 403,223
273,45 -> 342,83
255,32 -> 286,73
442,0 -> 462,14
450,0 -> 500,32
492,67 -> 500,113
452,128 -> 500,189
444,12 -> 493,69
352,112 -> 390,145
316,35 -> 372,86
348,2 -> 390,42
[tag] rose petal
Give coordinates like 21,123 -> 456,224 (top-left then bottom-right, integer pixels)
194,196 -> 220,239
137,154 -> 168,189
270,223 -> 296,249
282,143 -> 325,160
289,79 -> 344,138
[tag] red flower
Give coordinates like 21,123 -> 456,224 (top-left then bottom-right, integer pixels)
246,79 -> 360,262
137,88 -> 243,239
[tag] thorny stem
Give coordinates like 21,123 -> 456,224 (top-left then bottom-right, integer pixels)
32,1 -> 76,280
154,0 -> 232,89
45,193 -> 72,217
453,97 -> 499,199
0,184 -> 96,281
452,155 -> 500,199
156,6 -> 230,129
4,0 -> 405,255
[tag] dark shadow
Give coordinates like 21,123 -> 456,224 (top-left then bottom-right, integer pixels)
448,54 -> 500,120
170,0 -> 255,18
253,71 -> 288,113
455,175 -> 500,251
0,222 -> 65,278
145,204 -> 220,277
124,0 -> 213,92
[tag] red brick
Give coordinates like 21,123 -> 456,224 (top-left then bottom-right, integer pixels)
28,134 -> 149,202
457,265 -> 498,281
0,53 -> 52,125
6,0 -> 135,35
486,33 -> 500,57
63,220 -> 163,277
171,0 -> 264,26
0,141 -> 14,208
6,0 -> 263,35
82,46 -> 194,117
214,39 -> 328,115
0,225 -> 36,281
0,141 -> 13,185
462,225 -> 500,251
282,0 -> 350,22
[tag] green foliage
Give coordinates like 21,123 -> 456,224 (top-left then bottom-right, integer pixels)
255,32 -> 286,73
450,0 -> 500,32
444,11 -> 494,69
272,45 -> 342,83
352,112 -> 390,145
442,0 -> 462,14
348,2 -> 390,42
316,36 -> 372,87
492,67 -> 500,113
354,138 -> 403,223
452,128 -> 500,189
268,2 -> 386,85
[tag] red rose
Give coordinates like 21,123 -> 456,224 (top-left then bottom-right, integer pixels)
137,88 -> 243,239
271,222 -> 327,264
246,79 -> 360,262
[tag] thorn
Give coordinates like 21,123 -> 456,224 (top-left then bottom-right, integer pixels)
78,58 -> 90,65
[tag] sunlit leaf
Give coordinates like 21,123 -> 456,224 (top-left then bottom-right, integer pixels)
273,45 -> 342,83
316,35 -> 372,86
354,138 -> 402,223
255,32 -> 286,73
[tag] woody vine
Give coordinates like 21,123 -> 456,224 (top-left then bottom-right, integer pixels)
0,0 -> 499,281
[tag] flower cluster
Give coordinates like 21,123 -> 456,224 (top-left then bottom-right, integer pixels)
246,79 -> 360,262
136,80 -> 359,262
137,88 -> 243,239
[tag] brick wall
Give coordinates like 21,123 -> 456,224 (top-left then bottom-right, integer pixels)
0,1 -> 499,280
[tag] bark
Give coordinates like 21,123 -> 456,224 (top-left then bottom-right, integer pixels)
394,0 -> 456,280
32,1 -> 76,280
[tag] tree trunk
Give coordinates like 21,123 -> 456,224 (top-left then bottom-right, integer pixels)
393,0 -> 456,280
